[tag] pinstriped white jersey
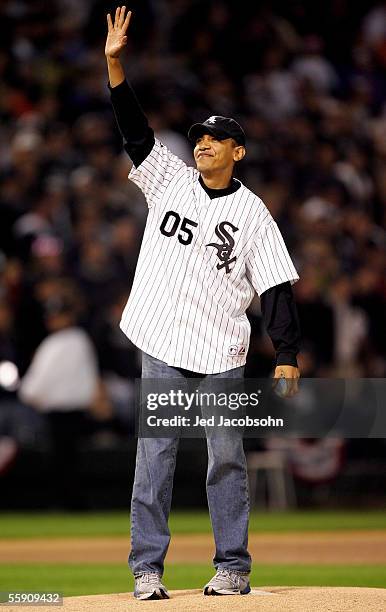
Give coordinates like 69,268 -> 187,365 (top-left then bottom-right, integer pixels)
120,138 -> 299,373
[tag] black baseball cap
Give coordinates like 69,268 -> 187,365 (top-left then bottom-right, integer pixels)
188,116 -> 246,146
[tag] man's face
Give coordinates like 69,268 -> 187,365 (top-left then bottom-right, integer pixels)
193,133 -> 245,174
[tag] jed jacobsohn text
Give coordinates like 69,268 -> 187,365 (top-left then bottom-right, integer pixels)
147,414 -> 284,428
146,390 -> 261,411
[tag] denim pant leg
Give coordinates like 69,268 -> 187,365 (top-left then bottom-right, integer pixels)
129,435 -> 179,576
205,366 -> 252,574
129,353 -> 182,577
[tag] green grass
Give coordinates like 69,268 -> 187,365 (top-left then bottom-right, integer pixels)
1,511 -> 386,539
0,564 -> 385,596
1,512 -> 385,598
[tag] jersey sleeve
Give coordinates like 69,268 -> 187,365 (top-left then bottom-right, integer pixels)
128,137 -> 188,208
246,220 -> 299,296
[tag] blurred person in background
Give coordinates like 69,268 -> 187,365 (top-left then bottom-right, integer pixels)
91,288 -> 140,435
292,34 -> 338,93
293,267 -> 334,373
75,238 -> 122,326
18,290 -> 99,509
109,213 -> 140,282
327,275 -> 368,377
352,265 -> 386,375
14,237 -> 68,370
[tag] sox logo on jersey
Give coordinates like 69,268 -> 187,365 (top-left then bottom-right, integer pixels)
120,138 -> 299,373
206,221 -> 239,273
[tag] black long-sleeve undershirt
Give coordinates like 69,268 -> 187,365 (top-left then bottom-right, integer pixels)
109,79 -> 301,367
109,78 -> 155,167
260,282 -> 300,367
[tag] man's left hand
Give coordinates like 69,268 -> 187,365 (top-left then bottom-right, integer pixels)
273,365 -> 300,398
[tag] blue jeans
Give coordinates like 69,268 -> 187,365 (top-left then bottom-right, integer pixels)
129,352 -> 251,577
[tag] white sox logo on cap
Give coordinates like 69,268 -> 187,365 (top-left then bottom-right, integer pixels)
188,115 -> 246,146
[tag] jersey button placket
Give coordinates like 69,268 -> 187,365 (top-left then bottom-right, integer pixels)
170,235 -> 199,361
186,240 -> 200,277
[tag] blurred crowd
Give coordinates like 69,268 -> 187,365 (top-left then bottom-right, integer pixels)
0,0 -> 385,455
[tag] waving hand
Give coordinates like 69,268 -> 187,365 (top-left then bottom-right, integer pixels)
105,6 -> 132,58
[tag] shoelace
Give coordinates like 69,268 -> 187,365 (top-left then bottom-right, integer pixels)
138,573 -> 161,586
213,570 -> 240,588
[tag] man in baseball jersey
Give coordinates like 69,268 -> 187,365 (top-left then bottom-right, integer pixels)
106,7 -> 300,600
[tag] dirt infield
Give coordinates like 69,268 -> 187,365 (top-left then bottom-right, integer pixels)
3,587 -> 386,612
2,530 -> 386,564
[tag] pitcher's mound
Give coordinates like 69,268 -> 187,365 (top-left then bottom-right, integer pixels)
9,587 -> 386,612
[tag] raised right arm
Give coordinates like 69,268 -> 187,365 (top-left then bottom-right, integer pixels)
105,6 -> 155,167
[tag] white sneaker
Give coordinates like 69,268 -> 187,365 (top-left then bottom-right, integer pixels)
204,569 -> 251,595
134,572 -> 170,600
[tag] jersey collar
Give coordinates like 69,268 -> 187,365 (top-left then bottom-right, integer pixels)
198,175 -> 241,200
